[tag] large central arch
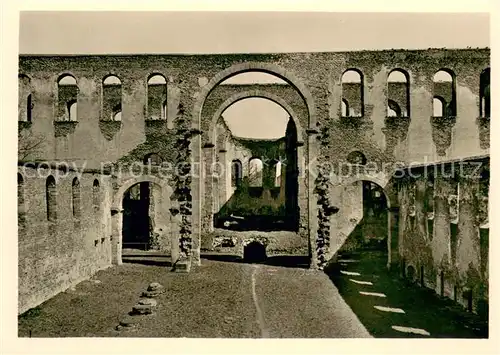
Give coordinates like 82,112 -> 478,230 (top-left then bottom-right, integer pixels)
192,62 -> 317,131
191,62 -> 318,267
207,89 -> 305,146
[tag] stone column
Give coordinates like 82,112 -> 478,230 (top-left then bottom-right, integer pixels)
432,169 -> 453,297
296,143 -> 308,238
456,163 -> 481,309
110,208 -> 123,265
432,170 -> 452,266
218,149 -> 228,208
202,145 -> 216,234
387,206 -> 400,270
190,131 -> 203,267
307,130 -> 319,269
397,182 -> 408,264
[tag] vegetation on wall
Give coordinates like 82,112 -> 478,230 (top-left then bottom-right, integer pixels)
314,126 -> 340,269
171,104 -> 194,260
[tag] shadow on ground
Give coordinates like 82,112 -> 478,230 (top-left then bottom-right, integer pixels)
200,253 -> 310,269
122,255 -> 172,267
324,249 -> 488,338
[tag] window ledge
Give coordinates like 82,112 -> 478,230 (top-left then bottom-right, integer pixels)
54,120 -> 78,137
145,119 -> 167,126
338,116 -> 370,129
54,120 -> 78,125
340,115 -> 365,119
431,116 -> 457,121
98,120 -> 122,140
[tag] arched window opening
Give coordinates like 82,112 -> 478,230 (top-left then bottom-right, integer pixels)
248,158 -> 264,187
387,100 -> 402,117
433,69 -> 456,117
347,151 -> 367,165
162,100 -> 167,120
433,97 -> 445,117
275,161 -> 282,187
46,176 -> 57,222
18,173 -> 26,226
92,179 -> 100,212
72,177 -> 81,219
57,74 -> 78,121
341,69 -> 364,117
143,153 -> 163,166
222,97 -> 289,139
480,68 -> 490,118
387,69 -> 410,117
58,75 -> 77,86
19,74 -> 32,122
102,75 -> 122,121
112,104 -> 122,121
231,160 -> 243,187
341,99 -> 349,117
26,94 -> 33,122
68,100 -> 77,121
147,74 -> 167,120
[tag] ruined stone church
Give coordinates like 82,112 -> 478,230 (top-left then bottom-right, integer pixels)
18,48 -> 490,317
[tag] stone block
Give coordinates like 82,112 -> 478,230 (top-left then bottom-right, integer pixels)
131,304 -> 153,315
138,298 -> 157,307
147,282 -> 164,292
119,315 -> 142,327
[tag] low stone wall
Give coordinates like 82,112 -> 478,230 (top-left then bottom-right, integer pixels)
201,229 -> 308,257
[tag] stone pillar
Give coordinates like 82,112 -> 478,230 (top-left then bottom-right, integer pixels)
432,169 -> 454,297
111,209 -> 123,265
190,132 -> 203,267
218,149 -> 228,208
296,143 -> 308,238
386,208 -> 392,269
432,171 -> 452,266
397,182 -> 408,263
456,164 -> 481,309
202,145 -> 216,234
307,130 -> 318,269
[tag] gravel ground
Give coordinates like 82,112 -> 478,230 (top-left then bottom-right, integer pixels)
18,256 -> 370,338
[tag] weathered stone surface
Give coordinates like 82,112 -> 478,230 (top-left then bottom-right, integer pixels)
138,298 -> 157,307
147,282 -> 164,292
17,48 -> 490,317
119,315 -> 142,327
131,304 -> 153,315
173,259 -> 191,273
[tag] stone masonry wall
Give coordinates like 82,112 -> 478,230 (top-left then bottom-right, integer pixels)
395,158 -> 489,316
18,48 -> 489,274
17,164 -> 113,314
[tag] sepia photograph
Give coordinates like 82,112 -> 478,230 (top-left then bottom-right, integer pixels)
2,3 -> 497,353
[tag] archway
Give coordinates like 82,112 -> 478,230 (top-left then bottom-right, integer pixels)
207,90 -> 305,146
192,62 -> 316,267
337,178 -> 397,270
210,95 -> 301,232
111,176 -> 176,265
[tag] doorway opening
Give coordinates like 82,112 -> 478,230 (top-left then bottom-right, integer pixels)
122,182 -> 161,251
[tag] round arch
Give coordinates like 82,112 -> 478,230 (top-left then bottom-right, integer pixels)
208,90 -> 305,145
56,72 -> 78,86
112,175 -> 173,211
340,175 -> 397,209
111,175 -> 175,265
193,62 -> 316,131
